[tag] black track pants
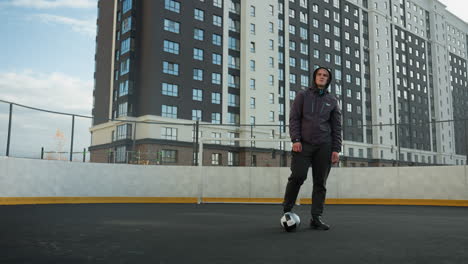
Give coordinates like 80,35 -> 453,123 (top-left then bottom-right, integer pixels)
282,142 -> 332,216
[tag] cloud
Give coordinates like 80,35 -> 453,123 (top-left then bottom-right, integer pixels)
0,70 -> 93,116
7,0 -> 96,9
34,13 -> 96,37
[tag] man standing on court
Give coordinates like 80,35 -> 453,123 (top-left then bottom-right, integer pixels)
282,67 -> 342,230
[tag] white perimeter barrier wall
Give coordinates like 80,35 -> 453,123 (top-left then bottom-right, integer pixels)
1,157 -> 467,200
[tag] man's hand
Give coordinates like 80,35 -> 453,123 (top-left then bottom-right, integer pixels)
331,152 -> 340,164
292,142 -> 302,152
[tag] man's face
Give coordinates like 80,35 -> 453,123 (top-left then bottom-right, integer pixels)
315,69 -> 329,88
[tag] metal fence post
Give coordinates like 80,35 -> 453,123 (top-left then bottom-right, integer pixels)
250,124 -> 254,166
465,119 -> 468,164
70,115 -> 75,161
6,103 -> 12,156
194,121 -> 199,166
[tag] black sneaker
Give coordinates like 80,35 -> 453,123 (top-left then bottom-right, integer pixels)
310,216 -> 330,230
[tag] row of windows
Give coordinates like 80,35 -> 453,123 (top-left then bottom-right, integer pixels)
162,83 -> 223,103
162,61 -> 221,84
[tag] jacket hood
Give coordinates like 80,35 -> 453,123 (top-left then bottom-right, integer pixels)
312,67 -> 333,90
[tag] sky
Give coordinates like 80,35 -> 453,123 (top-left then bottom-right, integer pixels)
0,0 -> 467,158
0,0 -> 97,158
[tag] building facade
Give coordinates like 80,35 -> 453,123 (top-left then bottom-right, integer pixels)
90,0 -> 468,166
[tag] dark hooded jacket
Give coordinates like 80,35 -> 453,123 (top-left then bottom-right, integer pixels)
289,67 -> 342,153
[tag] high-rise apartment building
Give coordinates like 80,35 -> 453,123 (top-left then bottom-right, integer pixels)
90,0 -> 468,166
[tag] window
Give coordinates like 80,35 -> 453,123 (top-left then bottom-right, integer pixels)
211,113 -> 221,124
313,4 -> 318,12
269,111 -> 275,122
228,152 -> 239,166
250,116 -> 256,125
300,12 -> 308,23
250,60 -> 256,71
250,23 -> 256,34
269,22 -> 274,33
228,74 -> 239,88
120,58 -> 130,75
229,18 -> 240,32
227,113 -> 239,125
314,34 -> 320,43
250,5 -> 256,16
192,110 -> 202,121
162,105 -> 177,118
163,61 -> 178,75
313,19 -> 319,28
300,43 -> 308,55
289,90 -> 296,100
289,74 -> 296,84
213,15 -> 222,26
122,17 -> 132,34
212,53 -> 221,65
335,55 -> 341,65
122,0 -> 132,13
116,124 -> 132,140
194,28 -> 204,40
192,89 -> 202,101
211,153 -> 221,165
228,94 -> 239,107
229,37 -> 240,50
289,57 -> 296,67
118,102 -> 127,117
334,26 -> 340,37
250,79 -> 255,90
301,59 -> 309,70
163,40 -> 179,54
289,41 -> 296,51
300,27 -> 308,39
164,19 -> 180,33
334,40 -> 341,51
121,38 -> 131,54
114,143 -> 125,161
119,80 -> 130,97
193,48 -> 203,61
161,127 -> 177,140
269,57 -> 274,68
212,73 -> 222,85
250,97 -> 256,109
269,93 -> 274,104
193,68 -> 203,80
194,8 -> 204,21
162,83 -> 178,97
227,55 -> 239,69
165,0 -> 180,13
269,75 -> 274,86
301,75 -> 309,87
161,150 -> 177,163
213,0 -> 222,8
269,39 -> 274,50
212,93 -> 221,104
212,34 -> 222,46
289,25 -> 296,35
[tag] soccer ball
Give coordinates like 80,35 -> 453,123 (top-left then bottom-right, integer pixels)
280,212 -> 301,232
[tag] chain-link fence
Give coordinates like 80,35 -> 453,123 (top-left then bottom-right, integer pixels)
1,99 -> 467,167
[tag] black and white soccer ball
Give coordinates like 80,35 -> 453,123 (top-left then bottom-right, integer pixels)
280,212 -> 301,232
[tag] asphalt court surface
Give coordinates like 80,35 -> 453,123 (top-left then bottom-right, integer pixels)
1,203 -> 468,263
